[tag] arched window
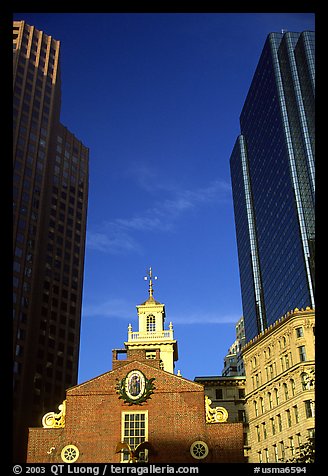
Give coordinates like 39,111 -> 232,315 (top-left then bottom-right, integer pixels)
146,314 -> 155,332
290,379 -> 296,396
260,397 -> 265,414
301,372 -> 311,390
274,388 -> 279,405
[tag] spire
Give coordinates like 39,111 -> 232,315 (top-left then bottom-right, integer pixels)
126,266 -> 178,374
144,267 -> 158,299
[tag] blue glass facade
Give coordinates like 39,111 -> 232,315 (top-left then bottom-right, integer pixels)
230,32 -> 315,343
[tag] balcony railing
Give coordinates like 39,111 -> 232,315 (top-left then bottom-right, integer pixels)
127,329 -> 174,341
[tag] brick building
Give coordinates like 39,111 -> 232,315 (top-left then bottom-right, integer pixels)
27,270 -> 245,463
194,375 -> 249,460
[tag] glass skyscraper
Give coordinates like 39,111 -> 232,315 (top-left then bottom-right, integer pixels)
13,21 -> 89,461
230,31 -> 315,343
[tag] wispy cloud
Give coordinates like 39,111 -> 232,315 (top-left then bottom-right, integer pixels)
172,310 -> 240,325
82,297 -> 239,326
86,228 -> 142,254
87,178 -> 231,254
82,297 -> 132,320
128,163 -> 160,191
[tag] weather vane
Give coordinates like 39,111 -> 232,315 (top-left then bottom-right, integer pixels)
144,267 -> 158,297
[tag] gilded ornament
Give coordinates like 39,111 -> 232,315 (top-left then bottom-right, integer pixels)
42,400 -> 66,428
115,441 -> 153,463
61,444 -> 79,463
205,395 -> 228,423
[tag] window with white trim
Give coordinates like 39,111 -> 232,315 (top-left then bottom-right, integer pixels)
121,411 -> 148,462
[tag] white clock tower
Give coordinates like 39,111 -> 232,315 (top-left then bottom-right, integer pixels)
124,268 -> 178,373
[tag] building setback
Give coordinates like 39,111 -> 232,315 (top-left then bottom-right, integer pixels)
229,31 -> 315,343
13,21 -> 89,461
222,316 -> 246,376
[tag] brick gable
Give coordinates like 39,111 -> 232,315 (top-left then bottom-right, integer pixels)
27,351 -> 245,463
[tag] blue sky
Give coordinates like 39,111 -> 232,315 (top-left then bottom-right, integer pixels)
14,12 -> 315,382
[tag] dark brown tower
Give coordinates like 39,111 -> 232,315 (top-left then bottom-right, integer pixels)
13,21 -> 89,461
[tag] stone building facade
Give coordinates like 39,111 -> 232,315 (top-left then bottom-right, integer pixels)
242,307 -> 315,463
